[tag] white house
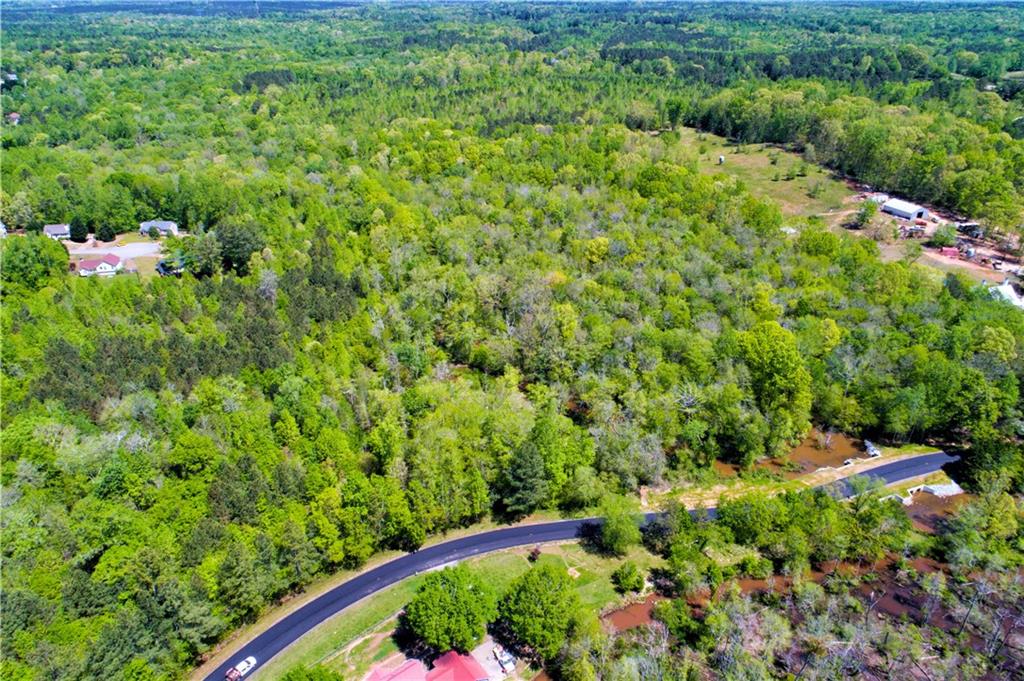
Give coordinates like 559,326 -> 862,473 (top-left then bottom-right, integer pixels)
78,254 -> 123,277
139,219 -> 179,237
43,223 -> 70,240
881,198 -> 929,221
0,222 -> 7,238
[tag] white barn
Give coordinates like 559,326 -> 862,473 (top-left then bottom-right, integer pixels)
881,198 -> 929,220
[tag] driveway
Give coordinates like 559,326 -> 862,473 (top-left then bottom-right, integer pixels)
67,241 -> 163,259
471,636 -> 513,680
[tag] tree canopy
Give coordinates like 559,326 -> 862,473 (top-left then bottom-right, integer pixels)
1,2 -> 1022,678
404,566 -> 497,653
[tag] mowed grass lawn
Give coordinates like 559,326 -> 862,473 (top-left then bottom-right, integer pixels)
115,232 -> 159,245
676,127 -> 854,217
254,543 -> 665,680
131,256 -> 161,278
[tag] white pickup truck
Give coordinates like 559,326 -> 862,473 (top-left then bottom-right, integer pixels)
225,656 -> 257,680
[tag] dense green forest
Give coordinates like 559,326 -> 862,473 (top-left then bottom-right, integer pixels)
1,3 -> 1023,680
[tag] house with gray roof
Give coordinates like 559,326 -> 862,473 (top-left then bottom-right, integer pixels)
139,220 -> 179,237
43,224 -> 70,240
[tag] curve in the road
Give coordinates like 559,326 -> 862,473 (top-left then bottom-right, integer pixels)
207,451 -> 955,681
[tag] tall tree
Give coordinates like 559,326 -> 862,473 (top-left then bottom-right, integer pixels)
739,321 -> 813,453
500,442 -> 549,519
599,494 -> 642,556
404,565 -> 496,652
499,562 -> 583,661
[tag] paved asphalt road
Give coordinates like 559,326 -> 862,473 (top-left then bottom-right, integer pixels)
208,451 -> 955,681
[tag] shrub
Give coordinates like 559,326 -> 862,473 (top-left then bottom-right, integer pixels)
928,225 -> 957,247
611,561 -> 644,593
97,224 -> 117,242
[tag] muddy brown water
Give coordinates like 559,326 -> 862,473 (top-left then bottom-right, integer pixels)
603,593 -> 666,631
905,492 -> 970,534
784,431 -> 863,475
714,430 -> 864,479
588,556 -> 1021,679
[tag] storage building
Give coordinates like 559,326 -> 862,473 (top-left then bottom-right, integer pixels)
881,198 -> 929,220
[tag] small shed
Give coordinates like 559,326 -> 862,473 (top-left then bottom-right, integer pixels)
882,198 -> 929,220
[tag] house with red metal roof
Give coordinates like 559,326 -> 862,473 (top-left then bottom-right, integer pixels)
366,659 -> 429,681
426,652 -> 489,681
78,254 -> 123,277
365,652 -> 489,681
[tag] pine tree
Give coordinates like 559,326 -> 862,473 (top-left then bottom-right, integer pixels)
502,442 -> 549,519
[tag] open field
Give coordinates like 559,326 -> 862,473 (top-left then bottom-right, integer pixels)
116,232 -> 159,246
131,256 -> 160,278
676,127 -> 1017,286
677,127 -> 853,217
254,544 -> 665,680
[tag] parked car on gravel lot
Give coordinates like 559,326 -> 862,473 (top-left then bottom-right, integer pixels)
493,646 -> 515,674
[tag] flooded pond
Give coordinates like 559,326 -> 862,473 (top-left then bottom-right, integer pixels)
905,491 -> 970,534
603,593 -> 665,631
784,431 -> 863,475
715,429 -> 866,479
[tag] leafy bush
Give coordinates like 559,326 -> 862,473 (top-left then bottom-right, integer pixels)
611,561 -> 645,593
928,225 -> 957,247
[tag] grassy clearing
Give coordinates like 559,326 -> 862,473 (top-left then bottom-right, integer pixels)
116,232 -> 159,245
673,129 -> 1002,286
676,127 -> 854,217
890,443 -> 945,455
257,543 -> 665,679
253,575 -> 425,680
131,256 -> 160,278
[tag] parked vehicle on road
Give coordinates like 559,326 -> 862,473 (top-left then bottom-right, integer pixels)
225,656 -> 256,680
